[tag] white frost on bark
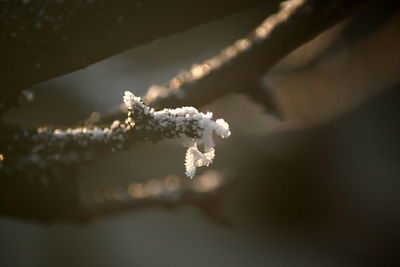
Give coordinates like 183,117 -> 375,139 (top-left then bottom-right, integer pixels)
124,91 -> 231,178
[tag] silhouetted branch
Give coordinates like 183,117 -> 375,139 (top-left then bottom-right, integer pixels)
98,0 -> 372,125
0,0 -> 273,115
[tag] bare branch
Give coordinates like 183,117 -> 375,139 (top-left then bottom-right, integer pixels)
78,171 -> 234,226
0,0 -> 273,114
99,0 -> 372,126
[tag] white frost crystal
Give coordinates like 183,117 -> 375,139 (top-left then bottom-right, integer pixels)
124,91 -> 231,178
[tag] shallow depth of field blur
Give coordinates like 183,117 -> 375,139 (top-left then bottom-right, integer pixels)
1,2 -> 400,267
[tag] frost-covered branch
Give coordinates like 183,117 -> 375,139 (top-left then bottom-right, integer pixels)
123,92 -> 230,177
0,92 -> 230,181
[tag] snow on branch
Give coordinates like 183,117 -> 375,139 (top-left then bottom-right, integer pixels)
0,91 -> 230,179
123,91 -> 231,177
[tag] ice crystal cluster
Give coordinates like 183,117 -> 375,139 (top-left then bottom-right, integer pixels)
123,91 -> 231,178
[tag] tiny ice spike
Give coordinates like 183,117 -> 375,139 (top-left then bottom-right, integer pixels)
123,91 -> 231,178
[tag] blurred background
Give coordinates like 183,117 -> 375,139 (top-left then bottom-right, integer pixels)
1,1 -> 400,266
